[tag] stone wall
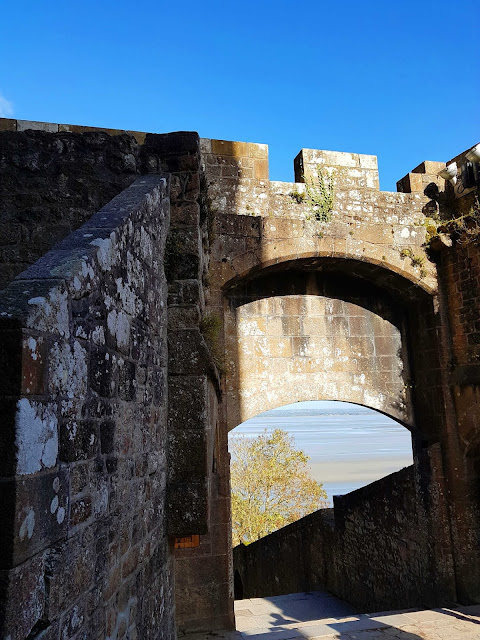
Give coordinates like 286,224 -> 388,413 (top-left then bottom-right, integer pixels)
0,117 -> 479,636
0,119 -> 235,636
0,177 -> 174,639
234,458 -> 455,612
432,182 -> 480,603
158,132 -> 234,632
0,122 -> 145,290
225,284 -> 412,430
201,136 -> 466,619
202,138 -> 438,298
233,507 -> 332,601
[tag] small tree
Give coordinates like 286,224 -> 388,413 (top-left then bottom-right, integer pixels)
230,429 -> 329,546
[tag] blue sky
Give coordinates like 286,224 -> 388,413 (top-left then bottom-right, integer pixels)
0,0 -> 478,190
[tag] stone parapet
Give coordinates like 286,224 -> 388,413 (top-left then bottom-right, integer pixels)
0,176 -> 174,639
294,148 -> 380,190
234,455 -> 455,612
397,160 -> 447,194
0,116 -> 148,144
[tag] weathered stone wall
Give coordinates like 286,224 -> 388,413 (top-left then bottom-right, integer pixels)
234,458 -> 455,612
330,446 -> 454,611
0,177 -> 174,639
0,122 -> 147,290
432,188 -> 480,603
233,508 -> 332,600
225,286 -> 412,430
202,139 -> 438,297
201,136 -> 456,620
0,120 -> 235,636
158,132 -> 234,632
0,118 -> 479,636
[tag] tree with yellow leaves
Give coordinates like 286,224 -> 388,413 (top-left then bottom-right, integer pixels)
230,429 -> 329,546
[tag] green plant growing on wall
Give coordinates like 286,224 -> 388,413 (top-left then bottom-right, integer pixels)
304,166 -> 335,222
289,190 -> 306,204
411,254 -> 425,268
399,248 -> 428,277
423,217 -> 439,244
200,312 -> 223,373
425,197 -> 480,247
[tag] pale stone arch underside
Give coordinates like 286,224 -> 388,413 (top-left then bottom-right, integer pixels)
223,255 -> 432,432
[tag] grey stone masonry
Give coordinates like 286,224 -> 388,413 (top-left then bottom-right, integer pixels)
0,176 -> 174,640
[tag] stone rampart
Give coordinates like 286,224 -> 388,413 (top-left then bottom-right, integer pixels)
0,176 -> 174,639
234,455 -> 455,612
0,117 -> 479,637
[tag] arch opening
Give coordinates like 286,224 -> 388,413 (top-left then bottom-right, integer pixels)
225,267 -> 418,433
229,400 -> 413,509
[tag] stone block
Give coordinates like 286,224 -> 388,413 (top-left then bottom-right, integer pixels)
0,467 -> 69,569
21,334 -> 46,395
248,142 -> 268,158
254,158 -> 269,181
143,131 -> 200,155
358,153 -> 378,170
168,375 -> 208,431
168,329 -> 213,376
89,346 -> 118,398
59,420 -> 99,462
397,172 -> 424,193
305,148 -> 358,168
168,430 -> 208,484
70,496 -> 93,528
45,534 -> 96,619
0,118 -> 16,131
118,359 -> 136,401
0,553 -> 45,640
199,138 -> 212,154
211,139 -> 249,157
167,481 -> 209,536
412,160 -> 446,175
17,120 -> 59,132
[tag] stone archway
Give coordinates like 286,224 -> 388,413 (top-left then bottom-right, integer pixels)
223,260 -> 428,433
218,256 -> 457,613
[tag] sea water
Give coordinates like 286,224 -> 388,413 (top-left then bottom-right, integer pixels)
229,401 -> 413,503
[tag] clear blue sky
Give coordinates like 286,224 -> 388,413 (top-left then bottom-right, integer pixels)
0,1 -> 478,190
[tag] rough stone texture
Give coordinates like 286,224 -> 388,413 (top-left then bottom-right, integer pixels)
0,127 -> 142,290
295,148 -> 380,191
224,286 -> 412,430
160,131 -> 233,633
0,121 -> 203,292
0,118 -> 479,638
234,456 -> 455,612
0,176 -> 174,640
433,231 -> 480,604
